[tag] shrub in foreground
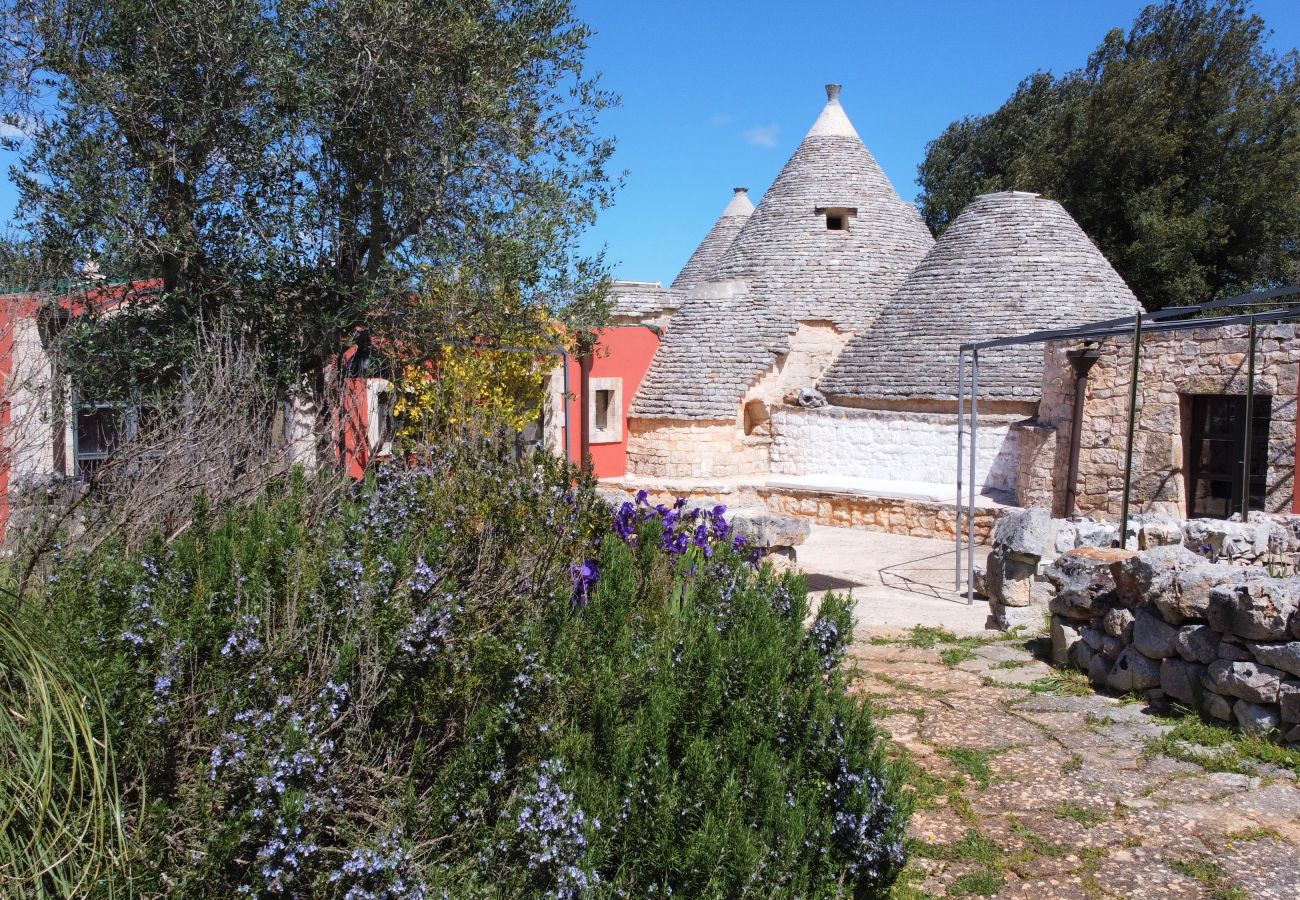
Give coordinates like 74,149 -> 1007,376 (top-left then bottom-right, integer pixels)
10,447 -> 907,897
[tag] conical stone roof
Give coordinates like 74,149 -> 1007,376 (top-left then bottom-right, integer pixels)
631,85 -> 933,421
670,187 -> 754,291
819,191 -> 1143,405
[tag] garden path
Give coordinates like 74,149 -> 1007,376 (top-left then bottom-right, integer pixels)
847,632 -> 1300,899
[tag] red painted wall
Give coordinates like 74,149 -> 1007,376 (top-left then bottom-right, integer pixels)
563,325 -> 662,478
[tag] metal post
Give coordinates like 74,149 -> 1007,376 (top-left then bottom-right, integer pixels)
967,349 -> 979,605
1119,313 -> 1143,549
1240,316 -> 1258,522
561,354 -> 571,463
955,350 -> 966,590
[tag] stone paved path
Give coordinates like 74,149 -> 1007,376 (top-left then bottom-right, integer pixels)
847,632 -> 1300,899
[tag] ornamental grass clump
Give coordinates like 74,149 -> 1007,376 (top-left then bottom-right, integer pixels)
4,443 -> 907,897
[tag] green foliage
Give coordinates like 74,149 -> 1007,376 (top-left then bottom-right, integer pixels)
917,0 -> 1300,310
7,446 -> 909,897
1144,711 -> 1300,775
0,0 -> 617,393
0,605 -> 125,897
1054,802 -> 1109,828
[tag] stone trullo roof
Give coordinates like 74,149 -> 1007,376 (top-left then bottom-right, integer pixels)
630,84 -> 934,420
819,191 -> 1143,405
610,187 -> 755,321
670,187 -> 755,291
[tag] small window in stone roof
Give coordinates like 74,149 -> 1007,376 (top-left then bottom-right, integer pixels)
817,206 -> 856,232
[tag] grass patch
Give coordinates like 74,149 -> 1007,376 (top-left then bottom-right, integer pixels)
949,869 -> 1004,897
872,671 -> 954,698
1007,817 -> 1071,859
1171,857 -> 1222,883
912,830 -> 1001,865
990,659 -> 1028,670
1054,802 -> 1108,828
868,635 -> 896,646
1223,825 -> 1282,842
1022,670 -> 1092,696
940,646 -> 976,667
1060,753 -> 1084,774
939,747 -> 998,789
904,625 -> 959,649
1144,714 -> 1300,777
1084,712 -> 1115,728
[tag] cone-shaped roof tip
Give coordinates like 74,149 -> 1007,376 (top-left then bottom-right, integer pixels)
721,186 -> 755,218
807,83 -> 858,139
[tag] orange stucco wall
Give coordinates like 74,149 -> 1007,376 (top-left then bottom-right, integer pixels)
564,325 -> 662,478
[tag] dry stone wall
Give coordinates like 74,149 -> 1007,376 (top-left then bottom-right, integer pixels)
624,418 -> 769,479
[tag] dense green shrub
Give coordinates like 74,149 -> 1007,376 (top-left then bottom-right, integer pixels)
7,446 -> 907,897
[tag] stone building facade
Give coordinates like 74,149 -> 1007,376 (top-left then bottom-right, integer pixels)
1028,325 -> 1300,520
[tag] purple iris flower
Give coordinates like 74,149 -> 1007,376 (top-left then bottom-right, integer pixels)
570,559 -> 599,607
635,489 -> 650,506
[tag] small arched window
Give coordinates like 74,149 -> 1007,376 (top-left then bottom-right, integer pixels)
743,399 -> 770,436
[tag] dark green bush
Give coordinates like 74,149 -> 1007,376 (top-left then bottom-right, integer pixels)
12,446 -> 907,897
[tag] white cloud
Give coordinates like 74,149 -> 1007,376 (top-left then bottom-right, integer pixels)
0,119 -> 31,140
744,123 -> 779,148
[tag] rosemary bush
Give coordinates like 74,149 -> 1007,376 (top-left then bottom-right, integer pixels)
7,446 -> 907,897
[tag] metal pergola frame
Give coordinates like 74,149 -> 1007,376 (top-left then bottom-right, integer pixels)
954,285 -> 1300,603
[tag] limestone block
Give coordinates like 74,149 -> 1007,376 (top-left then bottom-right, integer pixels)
1103,607 -> 1135,641
987,601 -> 1043,632
1175,624 -> 1219,665
1201,690 -> 1234,722
1107,646 -> 1162,693
1217,641 -> 1254,662
1139,520 -> 1184,550
1160,657 -> 1205,706
1280,679 -> 1300,724
1233,699 -> 1281,736
1044,547 -> 1132,619
1074,520 -> 1120,548
730,510 -> 810,549
992,508 -> 1058,561
1132,606 -> 1178,659
1247,641 -> 1300,678
1155,564 -> 1241,625
1051,615 -> 1083,666
1087,651 -> 1112,688
1072,639 -> 1095,673
1110,545 -> 1203,609
1206,577 -> 1300,641
1202,659 -> 1284,704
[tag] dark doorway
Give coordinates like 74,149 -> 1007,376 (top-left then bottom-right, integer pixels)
1185,394 -> 1271,518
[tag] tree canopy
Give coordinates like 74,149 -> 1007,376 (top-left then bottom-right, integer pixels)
917,0 -> 1300,311
0,0 -> 617,391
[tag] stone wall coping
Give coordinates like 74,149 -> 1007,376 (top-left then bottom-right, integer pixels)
776,405 -> 1029,426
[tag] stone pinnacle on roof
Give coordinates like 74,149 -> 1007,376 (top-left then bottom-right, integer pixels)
670,187 -> 755,291
631,84 -> 934,421
819,190 -> 1144,406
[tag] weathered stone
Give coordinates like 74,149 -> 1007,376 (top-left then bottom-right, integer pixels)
1072,639 -> 1095,672
1081,626 -> 1105,652
1073,519 -> 1119,548
1139,520 -> 1183,549
1233,699 -> 1282,735
730,510 -> 810,549
1132,606 -> 1178,658
1155,564 -> 1237,624
1217,640 -> 1255,662
1087,651 -> 1112,687
1202,659 -> 1284,704
1279,679 -> 1300,724
1108,646 -> 1162,693
1174,624 -> 1218,665
1101,632 -> 1123,659
1043,546 -> 1132,618
987,601 -> 1043,632
1201,690 -> 1233,721
984,547 -> 1040,607
1159,657 -> 1205,706
993,508 -> 1058,561
1206,576 -> 1300,641
1103,606 -> 1135,641
1050,615 -> 1083,666
1110,545 -> 1203,609
793,386 -> 827,408
1285,724 -> 1300,745
1053,522 -> 1078,555
1242,639 -> 1300,676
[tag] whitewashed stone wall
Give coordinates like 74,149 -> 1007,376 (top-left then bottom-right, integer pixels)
770,406 -> 1025,493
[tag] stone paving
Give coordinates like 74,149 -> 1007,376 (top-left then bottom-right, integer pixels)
847,632 -> 1300,899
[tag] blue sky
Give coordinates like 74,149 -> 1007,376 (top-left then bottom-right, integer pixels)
0,2 -> 1295,285
572,0 -> 1300,283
